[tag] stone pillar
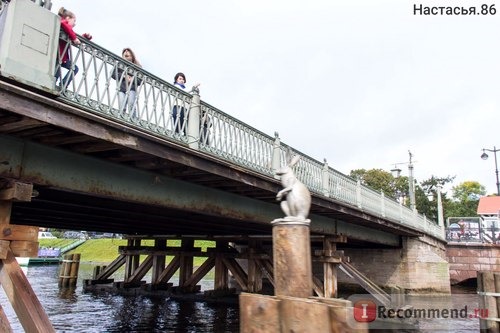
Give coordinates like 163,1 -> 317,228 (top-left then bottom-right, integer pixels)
272,132 -> 281,179
187,87 -> 201,150
272,218 -> 312,298
321,159 -> 329,197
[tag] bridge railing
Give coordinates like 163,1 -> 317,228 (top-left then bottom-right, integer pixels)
51,33 -> 444,239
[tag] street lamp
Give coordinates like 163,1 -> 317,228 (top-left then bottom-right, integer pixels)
480,146 -> 500,196
391,151 -> 416,211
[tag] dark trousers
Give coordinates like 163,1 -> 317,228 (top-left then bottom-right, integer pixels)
172,106 -> 186,135
55,61 -> 79,87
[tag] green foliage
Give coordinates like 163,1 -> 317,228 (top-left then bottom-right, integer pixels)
349,167 -> 484,222
349,168 -> 399,199
445,181 -> 485,218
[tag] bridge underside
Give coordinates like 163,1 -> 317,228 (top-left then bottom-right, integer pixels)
0,79 -> 424,248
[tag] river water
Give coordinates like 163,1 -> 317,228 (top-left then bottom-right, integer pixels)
0,264 -> 481,332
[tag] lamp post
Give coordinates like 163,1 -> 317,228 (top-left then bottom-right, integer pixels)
480,146 -> 500,196
390,150 -> 416,211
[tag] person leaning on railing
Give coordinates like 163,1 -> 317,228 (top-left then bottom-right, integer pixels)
111,48 -> 142,118
172,72 -> 200,136
55,7 -> 92,87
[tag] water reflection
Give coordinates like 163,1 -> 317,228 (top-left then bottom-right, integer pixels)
0,264 -> 239,332
0,264 -> 480,332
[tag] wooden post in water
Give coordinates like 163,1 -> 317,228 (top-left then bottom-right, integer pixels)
240,154 -> 368,332
0,182 -> 56,332
477,271 -> 500,332
271,219 -> 312,298
59,253 -> 81,288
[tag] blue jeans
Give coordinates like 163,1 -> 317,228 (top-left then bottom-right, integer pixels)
118,90 -> 138,119
55,61 -> 79,87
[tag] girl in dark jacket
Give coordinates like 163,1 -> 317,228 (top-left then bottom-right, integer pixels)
111,48 -> 142,118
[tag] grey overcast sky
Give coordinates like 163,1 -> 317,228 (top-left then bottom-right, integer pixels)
51,0 -> 500,195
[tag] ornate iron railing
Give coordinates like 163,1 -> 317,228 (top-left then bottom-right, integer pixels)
54,35 -> 444,239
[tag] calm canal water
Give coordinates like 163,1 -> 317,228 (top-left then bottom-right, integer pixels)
0,264 -> 480,332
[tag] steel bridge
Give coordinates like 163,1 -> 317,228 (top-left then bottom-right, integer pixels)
0,0 -> 444,247
0,2 -> 453,331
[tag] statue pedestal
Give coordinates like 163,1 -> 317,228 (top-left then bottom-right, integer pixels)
271,217 -> 312,298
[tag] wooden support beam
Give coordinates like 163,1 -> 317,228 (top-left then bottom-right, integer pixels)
124,239 -> 141,280
323,237 -> 338,298
151,239 -> 166,285
312,275 -> 324,297
214,254 -> 228,290
0,249 -> 55,333
214,241 -> 229,290
183,257 -> 215,288
239,293 -> 280,333
247,240 -> 263,293
222,257 -> 248,292
0,183 -> 33,202
0,225 -> 38,242
158,255 -> 181,284
9,240 -> 38,257
257,258 -> 275,287
179,239 -> 194,287
95,254 -> 126,280
125,255 -> 153,284
0,303 -> 13,333
0,202 -> 12,225
280,296 -> 331,332
0,240 -> 10,260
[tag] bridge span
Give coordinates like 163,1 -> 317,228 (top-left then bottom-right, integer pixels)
0,1 -> 454,330
0,3 -> 453,330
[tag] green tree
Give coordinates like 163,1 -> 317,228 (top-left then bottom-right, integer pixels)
349,168 -> 397,198
446,181 -> 485,218
417,176 -> 455,221
350,168 -> 457,221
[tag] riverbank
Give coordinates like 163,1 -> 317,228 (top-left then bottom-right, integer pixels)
39,238 -> 215,265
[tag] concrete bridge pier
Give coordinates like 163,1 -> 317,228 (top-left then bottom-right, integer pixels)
339,235 -> 451,294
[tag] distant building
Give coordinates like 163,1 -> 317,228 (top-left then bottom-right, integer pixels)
477,196 -> 500,229
445,196 -> 500,243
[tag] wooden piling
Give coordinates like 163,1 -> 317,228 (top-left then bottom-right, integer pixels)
477,271 -> 500,332
59,253 -> 81,288
0,182 -> 56,332
271,219 -> 312,298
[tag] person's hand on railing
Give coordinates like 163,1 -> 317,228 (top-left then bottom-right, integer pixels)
191,83 -> 201,94
82,33 -> 92,40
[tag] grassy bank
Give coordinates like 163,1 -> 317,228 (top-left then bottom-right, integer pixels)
39,239 -> 215,266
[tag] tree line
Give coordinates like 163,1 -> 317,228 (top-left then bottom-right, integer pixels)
349,168 -> 488,223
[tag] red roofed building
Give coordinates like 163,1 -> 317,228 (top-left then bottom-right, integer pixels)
477,196 -> 500,216
476,196 -> 500,243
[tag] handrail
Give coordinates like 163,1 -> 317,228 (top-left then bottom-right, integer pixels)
53,35 -> 444,240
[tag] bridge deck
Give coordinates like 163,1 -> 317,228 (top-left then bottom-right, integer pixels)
1,80 -> 421,245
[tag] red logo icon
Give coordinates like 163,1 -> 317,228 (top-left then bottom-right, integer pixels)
353,300 -> 377,322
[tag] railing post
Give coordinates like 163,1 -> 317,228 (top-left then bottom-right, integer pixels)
272,132 -> 281,179
356,180 -> 362,208
380,190 -> 386,217
187,87 -> 201,150
321,159 -> 329,197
